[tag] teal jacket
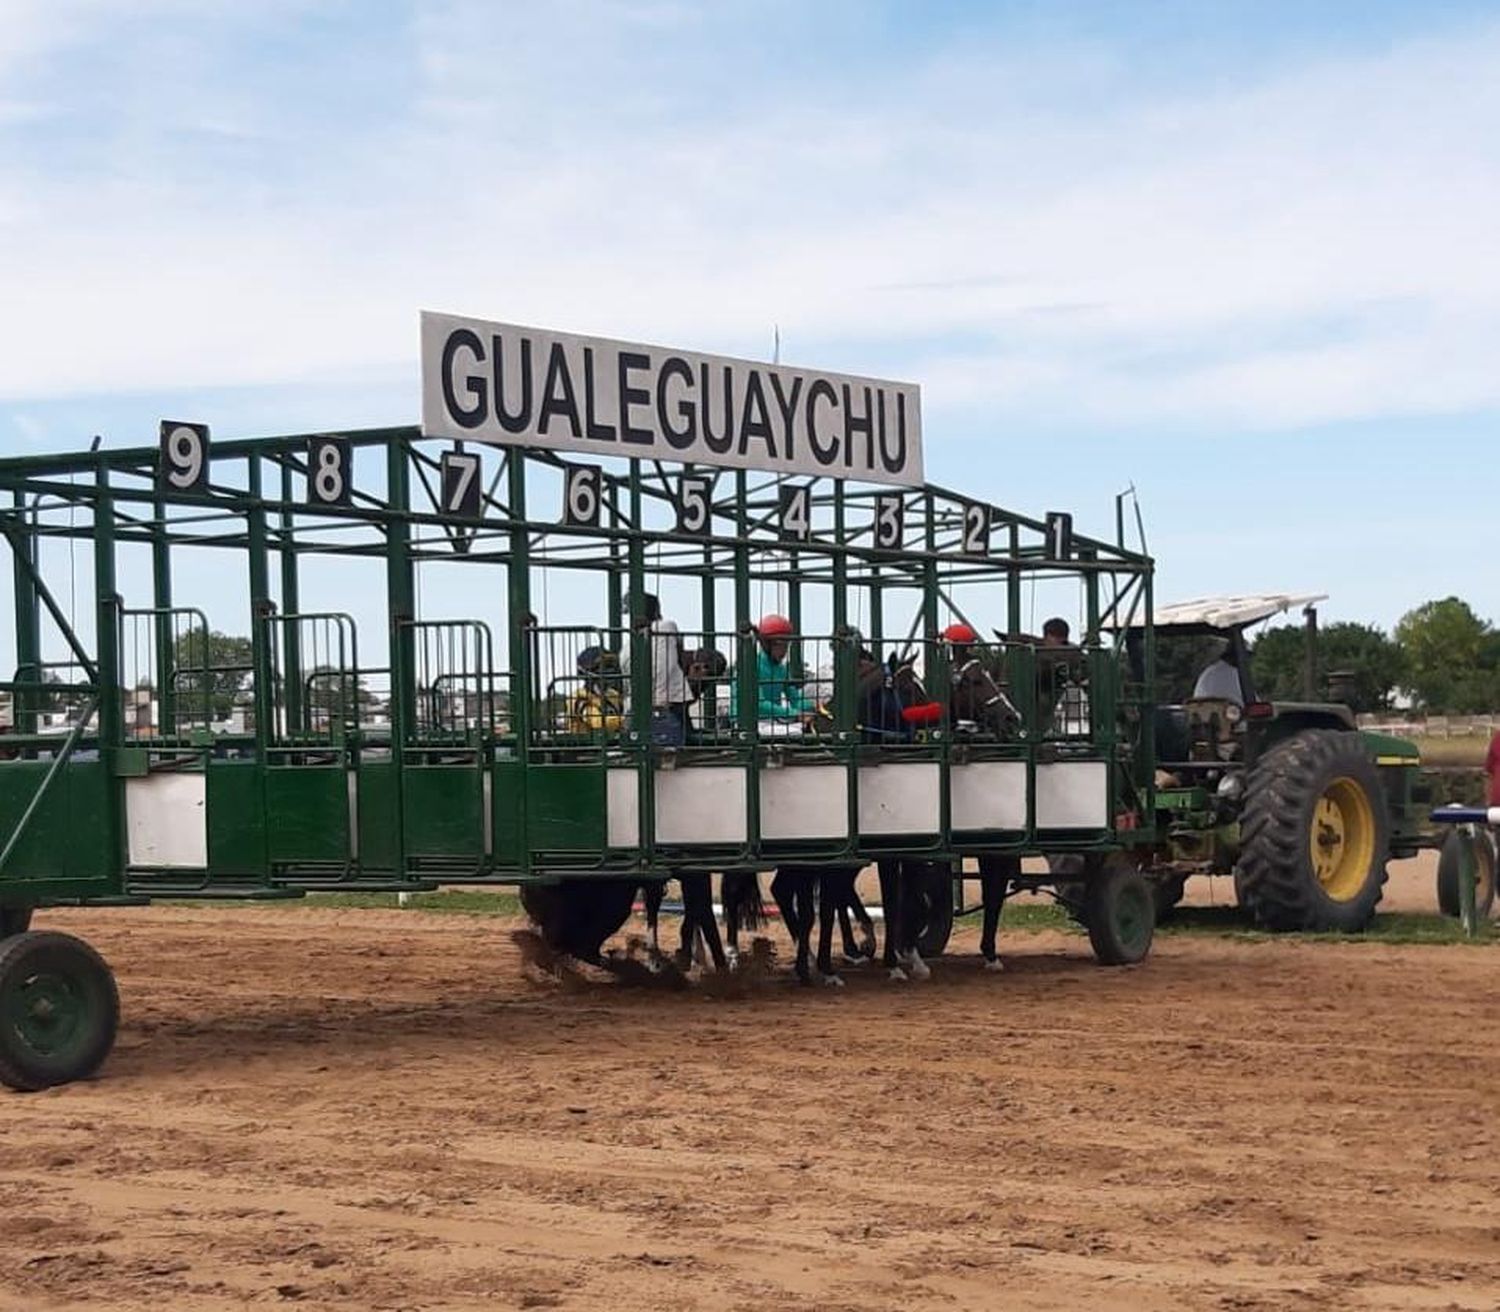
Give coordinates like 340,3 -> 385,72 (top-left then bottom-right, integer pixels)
730,648 -> 816,721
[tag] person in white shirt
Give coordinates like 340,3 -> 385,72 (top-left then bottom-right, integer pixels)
620,592 -> 693,744
1192,642 -> 1245,705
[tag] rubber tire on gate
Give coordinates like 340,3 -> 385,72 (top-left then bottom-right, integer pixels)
913,863 -> 955,958
1236,729 -> 1389,933
1083,855 -> 1155,966
0,907 -> 32,939
0,931 -> 119,1093
1436,829 -> 1497,920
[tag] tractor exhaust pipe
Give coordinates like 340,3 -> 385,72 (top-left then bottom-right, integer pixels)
1303,604 -> 1318,700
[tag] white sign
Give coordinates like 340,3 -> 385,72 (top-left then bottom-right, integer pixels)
420,311 -> 923,488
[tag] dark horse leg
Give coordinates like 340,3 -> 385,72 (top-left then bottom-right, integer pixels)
979,853 -> 1019,972
678,870 -> 727,972
721,871 -> 764,967
878,859 -> 930,982
770,866 -> 816,985
815,866 -> 843,985
641,879 -> 667,969
838,883 -> 877,961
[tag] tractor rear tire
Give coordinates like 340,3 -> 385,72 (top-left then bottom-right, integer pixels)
1436,829 -> 1497,920
1236,730 -> 1388,932
0,907 -> 31,940
0,931 -> 119,1092
1084,855 -> 1155,965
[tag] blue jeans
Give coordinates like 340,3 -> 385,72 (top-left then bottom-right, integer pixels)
650,705 -> 689,746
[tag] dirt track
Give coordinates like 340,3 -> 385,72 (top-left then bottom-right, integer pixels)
3,860 -> 1498,1312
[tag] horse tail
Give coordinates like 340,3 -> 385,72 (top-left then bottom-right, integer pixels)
722,871 -> 766,932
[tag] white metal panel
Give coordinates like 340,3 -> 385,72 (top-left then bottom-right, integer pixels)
759,765 -> 849,840
655,766 -> 748,845
1035,760 -> 1108,829
950,761 -> 1027,831
857,762 -> 941,836
126,772 -> 207,867
606,769 -> 639,849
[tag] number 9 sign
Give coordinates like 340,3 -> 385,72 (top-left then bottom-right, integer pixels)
158,421 -> 209,495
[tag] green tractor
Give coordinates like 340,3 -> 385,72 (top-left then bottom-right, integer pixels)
1129,594 -> 1430,930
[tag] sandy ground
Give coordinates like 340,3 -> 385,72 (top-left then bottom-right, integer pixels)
3,850 -> 1497,1312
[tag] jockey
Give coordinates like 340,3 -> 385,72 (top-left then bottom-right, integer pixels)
567,645 -> 624,734
942,621 -> 1019,735
742,613 -> 816,723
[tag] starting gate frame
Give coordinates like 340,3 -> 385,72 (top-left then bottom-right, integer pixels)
0,424 -> 1157,909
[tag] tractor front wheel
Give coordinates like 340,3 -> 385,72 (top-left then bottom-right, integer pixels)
1084,856 -> 1155,965
0,931 -> 119,1092
1436,829 -> 1497,920
1236,730 -> 1388,932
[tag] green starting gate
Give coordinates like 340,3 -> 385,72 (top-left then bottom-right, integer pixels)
0,315 -> 1158,1090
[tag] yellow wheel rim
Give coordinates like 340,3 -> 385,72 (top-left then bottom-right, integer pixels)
1309,776 -> 1375,902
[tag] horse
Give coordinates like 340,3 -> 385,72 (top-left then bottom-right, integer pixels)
946,640 -> 1024,973
521,872 -> 726,975
640,871 -> 727,973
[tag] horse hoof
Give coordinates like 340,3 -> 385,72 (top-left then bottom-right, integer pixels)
888,967 -> 909,983
984,957 -> 1006,973
823,973 -> 846,989
725,947 -> 740,970
905,951 -> 931,981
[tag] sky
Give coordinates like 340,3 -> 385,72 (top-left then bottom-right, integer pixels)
1,0 -> 1497,641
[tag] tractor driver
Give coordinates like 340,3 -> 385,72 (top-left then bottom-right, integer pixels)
1192,641 -> 1245,706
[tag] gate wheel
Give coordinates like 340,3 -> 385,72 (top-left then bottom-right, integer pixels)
1084,855 -> 1155,965
0,932 -> 119,1092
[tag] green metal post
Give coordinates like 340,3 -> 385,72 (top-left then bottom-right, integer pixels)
279,461 -> 303,736
1007,524 -> 1022,638
11,489 -> 39,740
93,462 -> 124,876
504,451 -> 532,876
1459,824 -> 1478,938
247,456 -> 274,755
388,438 -> 416,879
152,493 -> 175,737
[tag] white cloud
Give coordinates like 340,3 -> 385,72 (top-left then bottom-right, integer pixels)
0,5 -> 1497,436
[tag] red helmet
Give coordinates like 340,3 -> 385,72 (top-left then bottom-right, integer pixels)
758,613 -> 793,637
942,622 -> 979,644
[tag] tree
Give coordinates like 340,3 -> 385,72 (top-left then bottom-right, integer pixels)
1251,621 -> 1405,713
172,630 -> 254,721
1249,625 -> 1305,702
1394,598 -> 1495,713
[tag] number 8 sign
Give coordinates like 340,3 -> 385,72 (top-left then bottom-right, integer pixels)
307,436 -> 352,506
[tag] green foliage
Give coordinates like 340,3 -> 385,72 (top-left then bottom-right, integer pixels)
173,630 -> 253,720
1395,597 -> 1500,713
1250,621 -> 1404,712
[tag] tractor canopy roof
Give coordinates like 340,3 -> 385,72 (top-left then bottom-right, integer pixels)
1132,593 -> 1328,635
